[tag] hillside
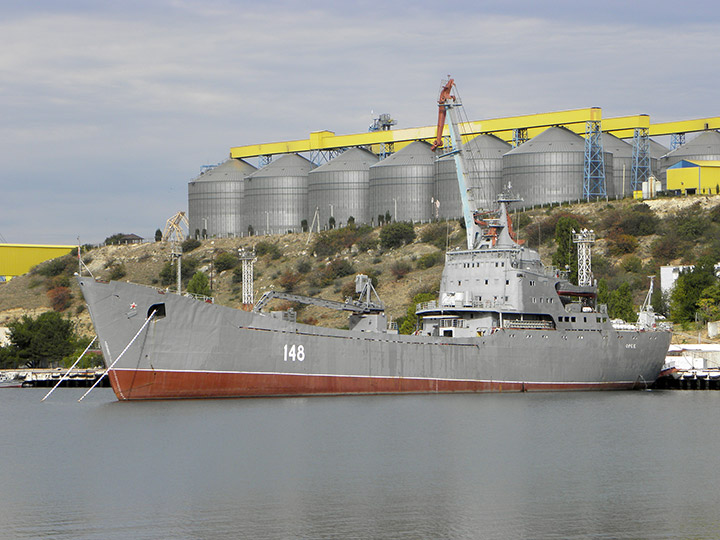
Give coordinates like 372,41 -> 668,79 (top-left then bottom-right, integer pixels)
2,194 -> 720,343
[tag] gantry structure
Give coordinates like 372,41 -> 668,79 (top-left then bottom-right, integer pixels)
230,109 -> 720,200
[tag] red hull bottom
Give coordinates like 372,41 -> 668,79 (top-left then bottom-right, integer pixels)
108,369 -> 639,400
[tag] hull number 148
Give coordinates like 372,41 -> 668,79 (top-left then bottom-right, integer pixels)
283,344 -> 305,362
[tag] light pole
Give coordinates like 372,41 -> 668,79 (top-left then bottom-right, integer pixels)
265,212 -> 270,235
203,217 -> 208,239
393,198 -> 397,222
210,241 -> 215,292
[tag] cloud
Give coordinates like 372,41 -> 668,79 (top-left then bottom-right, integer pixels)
0,1 -> 718,243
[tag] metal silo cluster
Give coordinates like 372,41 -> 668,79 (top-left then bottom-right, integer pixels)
188,127 -> 679,238
187,158 -> 256,239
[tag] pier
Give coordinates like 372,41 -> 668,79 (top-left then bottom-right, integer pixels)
1,369 -> 110,388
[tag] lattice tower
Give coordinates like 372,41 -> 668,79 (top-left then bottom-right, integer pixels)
583,121 -> 607,200
239,248 -> 257,305
572,229 -> 596,286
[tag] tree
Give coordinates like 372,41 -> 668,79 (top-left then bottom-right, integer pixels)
669,257 -> 718,323
155,228 -> 163,242
697,281 -> 720,321
187,271 -> 211,297
1,312 -> 78,368
104,233 -> 127,245
608,282 -> 636,322
301,219 -> 309,233
551,216 -> 580,283
328,216 -> 336,229
399,292 -> 436,334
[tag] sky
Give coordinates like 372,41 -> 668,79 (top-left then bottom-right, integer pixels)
1,0 -> 718,245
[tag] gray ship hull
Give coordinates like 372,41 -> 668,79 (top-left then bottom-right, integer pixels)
79,278 -> 671,400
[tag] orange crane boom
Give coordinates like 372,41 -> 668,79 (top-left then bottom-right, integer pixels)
431,78 -> 456,150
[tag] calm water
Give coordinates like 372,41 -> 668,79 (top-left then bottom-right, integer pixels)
1,388 -> 719,540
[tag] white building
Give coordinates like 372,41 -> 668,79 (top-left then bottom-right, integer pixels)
660,263 -> 720,296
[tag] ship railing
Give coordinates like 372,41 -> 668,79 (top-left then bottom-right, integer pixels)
181,291 -> 215,303
440,318 -> 465,328
503,319 -> 554,330
417,299 -> 506,311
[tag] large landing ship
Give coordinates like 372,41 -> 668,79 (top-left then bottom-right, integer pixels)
78,79 -> 671,400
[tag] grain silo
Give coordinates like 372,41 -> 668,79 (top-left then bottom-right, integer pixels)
658,130 -> 720,187
435,134 -> 512,219
369,140 -> 435,223
307,147 -> 378,228
502,126 -> 613,208
244,153 -> 316,235
187,158 -> 256,239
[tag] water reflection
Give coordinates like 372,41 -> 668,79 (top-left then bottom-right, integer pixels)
1,389 -> 719,539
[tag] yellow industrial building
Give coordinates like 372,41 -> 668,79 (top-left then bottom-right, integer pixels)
666,160 -> 720,195
0,244 -> 75,282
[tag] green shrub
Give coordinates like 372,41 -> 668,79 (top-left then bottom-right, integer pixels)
109,263 -> 127,281
35,257 -> 71,277
417,251 -> 443,269
214,252 -> 238,272
182,237 -> 201,252
420,223 -> 449,250
621,255 -> 643,274
296,259 -> 313,274
607,233 -> 638,256
255,241 -> 282,259
379,222 -> 415,249
311,225 -> 373,258
322,259 -> 355,284
391,261 -> 412,280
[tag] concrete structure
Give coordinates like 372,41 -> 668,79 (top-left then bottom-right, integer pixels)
0,244 -> 75,281
666,160 -> 720,195
188,158 -> 256,239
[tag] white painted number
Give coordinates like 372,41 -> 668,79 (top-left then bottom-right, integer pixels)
283,344 -> 305,362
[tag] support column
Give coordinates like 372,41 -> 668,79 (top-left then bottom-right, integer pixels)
583,121 -> 607,200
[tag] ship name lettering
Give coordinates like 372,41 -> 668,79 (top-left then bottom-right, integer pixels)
625,343 -> 636,349
283,344 -> 305,362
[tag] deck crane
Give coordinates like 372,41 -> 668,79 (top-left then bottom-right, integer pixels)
162,211 -> 190,294
162,211 -> 189,243
431,78 -> 483,250
432,78 -> 520,251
